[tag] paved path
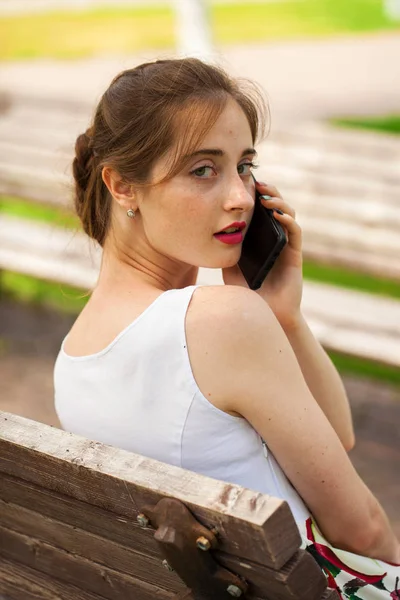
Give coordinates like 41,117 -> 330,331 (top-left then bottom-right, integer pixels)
1,33 -> 400,122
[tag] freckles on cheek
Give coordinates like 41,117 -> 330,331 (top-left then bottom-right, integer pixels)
183,205 -> 200,225
185,213 -> 204,236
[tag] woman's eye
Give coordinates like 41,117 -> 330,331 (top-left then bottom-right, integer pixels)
190,165 -> 215,178
238,162 -> 257,175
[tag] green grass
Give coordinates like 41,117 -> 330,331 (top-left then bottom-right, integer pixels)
0,1 -> 399,60
0,271 -> 89,315
0,7 -> 175,60
331,115 -> 400,135
0,195 -> 79,229
303,260 -> 400,300
328,350 -> 400,387
213,0 -> 399,44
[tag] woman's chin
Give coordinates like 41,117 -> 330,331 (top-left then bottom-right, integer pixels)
200,256 -> 240,269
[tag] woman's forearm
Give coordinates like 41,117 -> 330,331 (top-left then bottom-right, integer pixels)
366,496 -> 400,564
282,313 -> 355,450
323,487 -> 400,563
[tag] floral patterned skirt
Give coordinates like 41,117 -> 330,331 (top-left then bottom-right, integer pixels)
301,518 -> 400,599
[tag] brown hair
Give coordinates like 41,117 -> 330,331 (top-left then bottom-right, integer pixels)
72,57 -> 268,246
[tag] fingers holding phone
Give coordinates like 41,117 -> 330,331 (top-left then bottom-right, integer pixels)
237,176 -> 304,328
238,182 -> 287,290
256,182 -> 302,256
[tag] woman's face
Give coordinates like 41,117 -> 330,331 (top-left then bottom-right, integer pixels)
135,98 -> 257,272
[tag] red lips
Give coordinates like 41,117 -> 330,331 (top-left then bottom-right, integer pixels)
217,221 -> 246,234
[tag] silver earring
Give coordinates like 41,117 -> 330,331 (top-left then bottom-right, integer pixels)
127,209 -> 135,219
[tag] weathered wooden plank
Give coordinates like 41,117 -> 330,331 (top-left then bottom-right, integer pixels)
0,112 -> 79,144
174,591 -> 195,600
218,549 -> 327,600
306,314 -> 400,369
0,524 -> 338,600
304,281 -> 400,336
0,122 -> 72,149
0,412 -> 301,569
0,215 -> 98,262
0,213 -> 99,287
0,558 -> 105,600
320,589 -> 341,600
0,163 -> 69,206
278,121 -> 400,157
294,191 -> 400,229
267,164 -> 400,208
0,140 -> 71,170
0,525 -> 176,600
261,139 -> 400,183
0,524 -> 297,600
0,498 -> 185,593
302,281 -> 400,368
302,239 -> 400,281
0,473 -> 163,559
300,214 -> 400,257
0,496 -> 327,600
0,245 -> 98,289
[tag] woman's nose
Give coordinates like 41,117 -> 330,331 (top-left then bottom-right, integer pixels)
224,178 -> 254,212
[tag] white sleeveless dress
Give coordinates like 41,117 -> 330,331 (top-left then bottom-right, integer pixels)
54,285 -> 400,599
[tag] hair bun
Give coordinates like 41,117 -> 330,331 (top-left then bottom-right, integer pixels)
73,128 -> 95,195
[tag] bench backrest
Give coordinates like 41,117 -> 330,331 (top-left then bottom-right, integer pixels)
0,411 -> 338,599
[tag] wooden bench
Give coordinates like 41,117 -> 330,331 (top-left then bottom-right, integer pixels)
1,97 -> 400,281
0,411 -> 339,600
2,95 -> 400,369
2,212 -> 400,369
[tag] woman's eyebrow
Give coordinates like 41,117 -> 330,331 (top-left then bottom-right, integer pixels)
185,147 -> 257,159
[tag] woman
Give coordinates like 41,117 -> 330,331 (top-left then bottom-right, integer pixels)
54,58 -> 400,598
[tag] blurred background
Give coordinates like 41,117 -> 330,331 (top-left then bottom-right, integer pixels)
0,0 -> 399,533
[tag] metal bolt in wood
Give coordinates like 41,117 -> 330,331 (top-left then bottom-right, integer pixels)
196,536 -> 211,551
137,513 -> 150,528
162,559 -> 174,572
227,584 -> 243,597
141,498 -> 249,597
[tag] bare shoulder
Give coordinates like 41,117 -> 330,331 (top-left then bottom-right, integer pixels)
185,285 -> 280,410
186,284 -> 283,359
187,284 -> 272,332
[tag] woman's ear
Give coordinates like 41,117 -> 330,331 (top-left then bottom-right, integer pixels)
102,167 -> 135,210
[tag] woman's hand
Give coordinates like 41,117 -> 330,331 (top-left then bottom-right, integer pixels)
222,181 -> 303,330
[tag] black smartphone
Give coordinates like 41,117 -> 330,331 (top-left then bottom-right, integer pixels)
238,177 -> 287,290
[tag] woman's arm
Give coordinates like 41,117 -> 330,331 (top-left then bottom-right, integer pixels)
222,181 -> 353,449
186,285 -> 400,563
282,315 -> 354,451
